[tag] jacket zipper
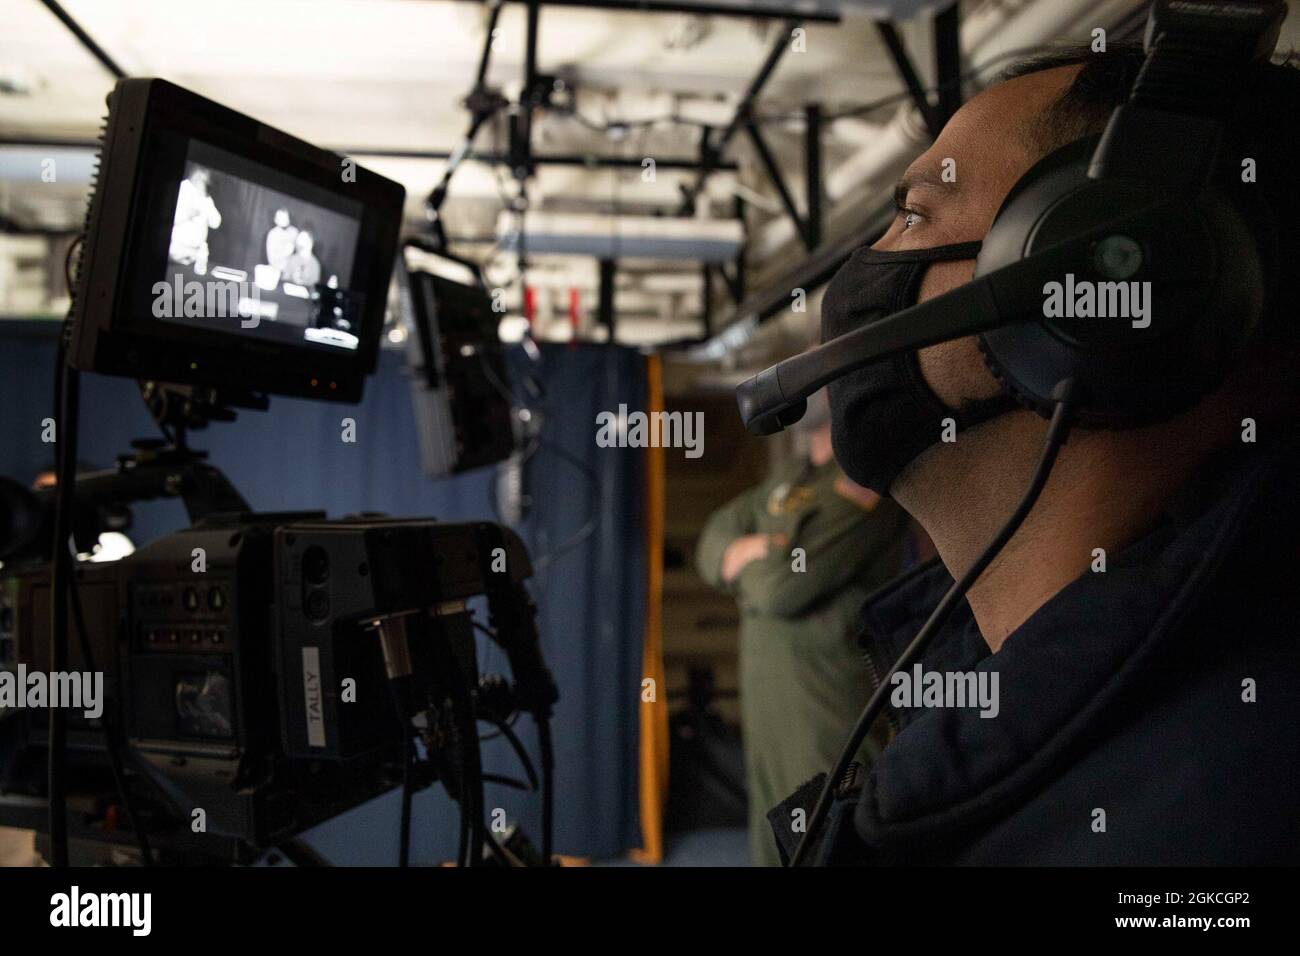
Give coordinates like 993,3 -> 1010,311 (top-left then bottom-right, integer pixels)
834,760 -> 864,799
861,643 -> 901,734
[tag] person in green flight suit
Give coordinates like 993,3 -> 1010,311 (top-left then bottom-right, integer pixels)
695,386 -> 910,866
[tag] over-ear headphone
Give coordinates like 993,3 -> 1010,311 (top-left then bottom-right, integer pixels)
736,0 -> 1287,436
975,132 -> 1266,426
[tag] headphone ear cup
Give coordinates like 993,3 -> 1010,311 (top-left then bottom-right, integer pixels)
974,138 -> 1265,428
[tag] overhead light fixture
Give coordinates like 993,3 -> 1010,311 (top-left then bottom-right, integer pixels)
0,66 -> 40,96
496,211 -> 744,263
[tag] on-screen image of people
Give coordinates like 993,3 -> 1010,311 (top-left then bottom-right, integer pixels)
283,230 -> 322,286
169,167 -> 222,276
265,208 -> 299,273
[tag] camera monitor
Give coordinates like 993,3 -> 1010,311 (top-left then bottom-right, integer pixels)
404,250 -> 515,476
70,78 -> 406,403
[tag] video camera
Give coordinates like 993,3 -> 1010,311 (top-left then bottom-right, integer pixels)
0,78 -> 556,866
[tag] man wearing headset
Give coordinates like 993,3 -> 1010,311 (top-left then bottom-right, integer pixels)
768,35 -> 1300,865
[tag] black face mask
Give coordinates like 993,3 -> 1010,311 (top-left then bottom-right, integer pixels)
822,240 -> 1018,496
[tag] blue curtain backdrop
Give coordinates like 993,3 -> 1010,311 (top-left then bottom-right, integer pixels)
0,326 -> 646,863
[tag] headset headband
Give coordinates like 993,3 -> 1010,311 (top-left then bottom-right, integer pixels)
1090,0 -> 1285,188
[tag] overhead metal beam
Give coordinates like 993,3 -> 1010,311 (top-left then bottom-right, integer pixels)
678,17 -> 801,214
511,0 -> 543,179
728,195 -> 747,304
932,2 -> 963,129
720,262 -> 743,305
701,263 -> 714,337
449,1 -> 838,22
875,20 -> 943,139
475,0 -> 504,89
524,1 -> 541,85
743,119 -> 812,251
804,103 -> 823,249
598,257 -> 617,336
38,0 -> 126,80
717,18 -> 802,150
427,0 -> 507,221
0,136 -> 736,172
678,126 -> 715,215
464,150 -> 736,171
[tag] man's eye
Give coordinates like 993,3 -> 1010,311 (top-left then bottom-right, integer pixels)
902,209 -> 921,230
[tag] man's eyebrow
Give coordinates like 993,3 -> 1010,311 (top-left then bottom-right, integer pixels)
894,168 -> 959,201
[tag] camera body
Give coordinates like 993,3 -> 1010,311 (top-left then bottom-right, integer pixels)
0,514 -> 543,861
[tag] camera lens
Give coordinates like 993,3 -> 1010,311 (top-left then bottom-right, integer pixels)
306,588 -> 330,622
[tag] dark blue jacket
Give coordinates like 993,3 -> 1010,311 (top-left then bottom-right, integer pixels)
770,435 -> 1300,865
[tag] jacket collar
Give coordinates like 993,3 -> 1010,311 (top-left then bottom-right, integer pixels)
854,433 -> 1295,852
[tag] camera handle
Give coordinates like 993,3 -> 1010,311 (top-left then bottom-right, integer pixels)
75,378 -> 261,527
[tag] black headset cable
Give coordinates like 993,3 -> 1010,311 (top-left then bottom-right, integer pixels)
790,378 -> 1080,866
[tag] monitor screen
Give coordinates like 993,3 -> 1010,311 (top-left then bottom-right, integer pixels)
161,141 -> 364,351
71,78 -> 405,403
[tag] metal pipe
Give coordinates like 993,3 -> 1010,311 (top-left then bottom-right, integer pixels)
448,0 -> 837,22
38,0 -> 125,80
805,104 -> 823,249
508,1 -> 543,182
678,18 -> 800,213
476,0 -> 504,88
0,137 -> 735,171
933,2 -> 963,128
718,18 -> 801,150
876,21 -> 942,138
598,258 -> 616,336
743,119 -> 810,251
426,0 -> 509,215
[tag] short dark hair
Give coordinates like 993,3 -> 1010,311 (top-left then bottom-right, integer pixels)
1002,41 -> 1300,339
1001,42 -> 1147,155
